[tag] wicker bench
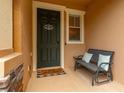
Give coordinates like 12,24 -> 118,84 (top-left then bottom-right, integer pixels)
73,49 -> 114,86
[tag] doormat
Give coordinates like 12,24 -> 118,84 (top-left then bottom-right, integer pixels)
37,68 -> 66,78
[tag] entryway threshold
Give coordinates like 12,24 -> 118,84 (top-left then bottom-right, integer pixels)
37,66 -> 61,70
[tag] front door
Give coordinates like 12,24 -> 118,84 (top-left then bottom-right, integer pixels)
37,8 -> 60,68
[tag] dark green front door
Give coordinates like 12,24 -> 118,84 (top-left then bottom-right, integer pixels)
37,8 -> 60,68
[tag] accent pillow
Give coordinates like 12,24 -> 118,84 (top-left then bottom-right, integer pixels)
82,52 -> 93,63
98,54 -> 111,71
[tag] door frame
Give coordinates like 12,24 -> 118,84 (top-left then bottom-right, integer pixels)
33,1 -> 66,71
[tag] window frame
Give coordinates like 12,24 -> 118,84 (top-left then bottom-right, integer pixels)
66,8 -> 85,44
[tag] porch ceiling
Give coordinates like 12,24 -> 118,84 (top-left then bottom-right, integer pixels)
34,0 -> 94,10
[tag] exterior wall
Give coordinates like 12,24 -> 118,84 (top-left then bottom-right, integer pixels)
85,0 -> 124,85
21,0 -> 33,90
64,44 -> 85,67
13,0 -> 22,53
13,0 -> 32,91
0,0 -> 13,50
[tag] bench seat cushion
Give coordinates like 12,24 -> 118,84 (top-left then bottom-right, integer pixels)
77,60 -> 98,72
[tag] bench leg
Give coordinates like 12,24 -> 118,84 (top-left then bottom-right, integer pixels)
110,69 -> 113,81
92,82 -> 94,86
74,62 -> 77,71
92,76 -> 95,86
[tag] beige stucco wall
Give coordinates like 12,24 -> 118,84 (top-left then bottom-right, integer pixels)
0,0 -> 13,50
85,0 -> 124,85
21,0 -> 33,90
64,44 -> 85,67
13,0 -> 32,91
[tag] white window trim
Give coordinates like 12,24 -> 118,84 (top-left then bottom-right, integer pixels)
33,1 -> 66,71
66,8 -> 85,44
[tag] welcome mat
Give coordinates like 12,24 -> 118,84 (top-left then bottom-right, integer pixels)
37,68 -> 66,78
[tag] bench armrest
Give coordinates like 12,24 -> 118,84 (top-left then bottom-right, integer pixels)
73,55 -> 83,60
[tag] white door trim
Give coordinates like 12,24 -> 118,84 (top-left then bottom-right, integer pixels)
33,1 -> 66,71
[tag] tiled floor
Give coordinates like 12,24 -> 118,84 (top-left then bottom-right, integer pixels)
26,67 -> 124,92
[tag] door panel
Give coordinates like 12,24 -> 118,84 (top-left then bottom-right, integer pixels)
37,8 -> 60,68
